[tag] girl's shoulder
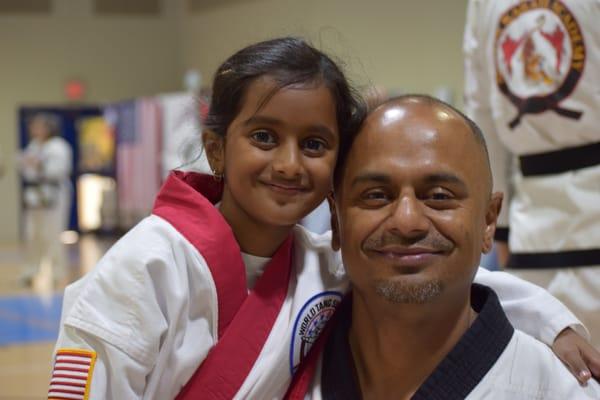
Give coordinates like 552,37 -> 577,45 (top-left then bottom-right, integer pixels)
293,224 -> 333,249
293,225 -> 344,278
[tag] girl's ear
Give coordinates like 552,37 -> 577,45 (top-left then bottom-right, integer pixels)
203,129 -> 225,176
327,193 -> 341,251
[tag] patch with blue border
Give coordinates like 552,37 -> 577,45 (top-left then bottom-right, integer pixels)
289,291 -> 342,375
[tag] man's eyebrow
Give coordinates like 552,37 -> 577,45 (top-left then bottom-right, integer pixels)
350,173 -> 391,188
244,115 -> 336,139
424,173 -> 468,190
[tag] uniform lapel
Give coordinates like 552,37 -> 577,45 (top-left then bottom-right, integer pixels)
154,171 -> 295,399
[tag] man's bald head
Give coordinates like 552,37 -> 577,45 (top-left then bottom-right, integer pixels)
329,93 -> 503,306
334,94 -> 492,193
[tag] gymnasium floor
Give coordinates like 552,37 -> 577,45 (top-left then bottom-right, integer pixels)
0,235 -> 115,399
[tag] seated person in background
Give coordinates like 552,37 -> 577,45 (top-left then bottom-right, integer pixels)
287,95 -> 600,399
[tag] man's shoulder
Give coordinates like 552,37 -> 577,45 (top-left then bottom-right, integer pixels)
471,330 -> 600,399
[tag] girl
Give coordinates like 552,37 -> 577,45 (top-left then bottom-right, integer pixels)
50,37 -> 595,400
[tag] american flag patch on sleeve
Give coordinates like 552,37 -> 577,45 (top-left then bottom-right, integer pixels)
48,348 -> 97,400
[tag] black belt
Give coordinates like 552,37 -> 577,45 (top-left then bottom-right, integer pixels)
507,249 -> 600,269
519,141 -> 600,176
23,180 -> 60,188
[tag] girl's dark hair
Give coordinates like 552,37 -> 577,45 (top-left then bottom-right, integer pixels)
205,36 -> 366,150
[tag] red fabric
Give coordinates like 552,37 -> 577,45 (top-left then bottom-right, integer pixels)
153,171 -> 295,399
177,234 -> 293,399
153,171 -> 246,337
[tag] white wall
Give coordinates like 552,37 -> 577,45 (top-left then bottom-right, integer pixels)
181,0 -> 468,99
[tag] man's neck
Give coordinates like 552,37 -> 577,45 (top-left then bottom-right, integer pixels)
349,287 -> 476,400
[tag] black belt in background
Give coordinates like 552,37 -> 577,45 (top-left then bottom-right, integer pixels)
519,141 -> 600,177
23,180 -> 60,188
507,249 -> 600,269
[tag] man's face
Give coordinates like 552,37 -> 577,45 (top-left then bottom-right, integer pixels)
333,100 -> 500,304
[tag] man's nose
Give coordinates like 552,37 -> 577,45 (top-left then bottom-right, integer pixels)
386,194 -> 430,239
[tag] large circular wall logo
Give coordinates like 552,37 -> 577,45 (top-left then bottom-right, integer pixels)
289,291 -> 342,375
494,0 -> 585,128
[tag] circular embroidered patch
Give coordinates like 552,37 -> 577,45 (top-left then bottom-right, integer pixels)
289,291 -> 343,375
494,0 -> 585,128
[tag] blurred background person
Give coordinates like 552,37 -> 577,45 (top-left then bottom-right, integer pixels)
18,113 -> 73,286
463,0 -> 600,345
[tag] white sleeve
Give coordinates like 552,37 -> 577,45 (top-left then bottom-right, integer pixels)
52,325 -> 147,399
474,267 -> 589,345
463,0 -> 512,235
50,218 -> 220,399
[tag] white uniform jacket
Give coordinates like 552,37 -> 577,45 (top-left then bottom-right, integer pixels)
463,0 -> 600,268
50,172 -> 586,400
291,285 -> 600,400
21,136 -> 72,213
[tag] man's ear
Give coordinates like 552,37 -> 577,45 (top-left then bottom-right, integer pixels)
327,192 -> 341,251
202,129 -> 225,175
482,191 -> 503,254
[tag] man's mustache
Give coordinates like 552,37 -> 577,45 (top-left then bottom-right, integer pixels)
363,231 -> 454,253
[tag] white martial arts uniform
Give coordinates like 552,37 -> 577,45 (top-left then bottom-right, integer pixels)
50,172 -> 586,400
292,285 -> 600,400
463,0 -> 600,345
20,135 -> 72,281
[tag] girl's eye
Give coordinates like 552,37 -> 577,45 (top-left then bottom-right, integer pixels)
251,130 -> 276,145
302,138 -> 327,154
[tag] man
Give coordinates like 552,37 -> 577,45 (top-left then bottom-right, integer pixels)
463,0 -> 600,345
286,96 -> 600,399
18,113 -> 73,286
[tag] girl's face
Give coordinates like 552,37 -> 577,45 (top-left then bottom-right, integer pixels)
215,76 -> 339,229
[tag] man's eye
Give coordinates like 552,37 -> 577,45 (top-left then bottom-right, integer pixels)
365,191 -> 387,200
251,130 -> 276,144
359,190 -> 391,207
430,192 -> 452,201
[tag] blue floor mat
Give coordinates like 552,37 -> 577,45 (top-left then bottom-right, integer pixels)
0,293 -> 63,346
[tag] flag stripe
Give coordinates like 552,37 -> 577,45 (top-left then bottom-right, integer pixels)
54,359 -> 90,366
50,379 -> 87,387
52,372 -> 88,379
56,352 -> 93,359
53,366 -> 89,373
49,395 -> 84,400
56,355 -> 92,363
48,386 -> 85,395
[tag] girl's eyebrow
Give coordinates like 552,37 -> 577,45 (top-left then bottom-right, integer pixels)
244,115 -> 336,140
243,115 -> 282,126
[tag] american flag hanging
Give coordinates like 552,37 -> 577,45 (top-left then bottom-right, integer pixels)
48,349 -> 97,400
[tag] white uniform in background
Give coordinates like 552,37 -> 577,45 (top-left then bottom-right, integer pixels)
463,0 -> 600,345
20,135 -> 72,282
50,172 -> 586,400
290,286 -> 600,400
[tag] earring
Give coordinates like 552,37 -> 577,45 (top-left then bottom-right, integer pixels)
213,170 -> 223,182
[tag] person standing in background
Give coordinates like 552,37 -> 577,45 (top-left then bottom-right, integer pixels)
463,0 -> 600,346
18,113 -> 73,286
